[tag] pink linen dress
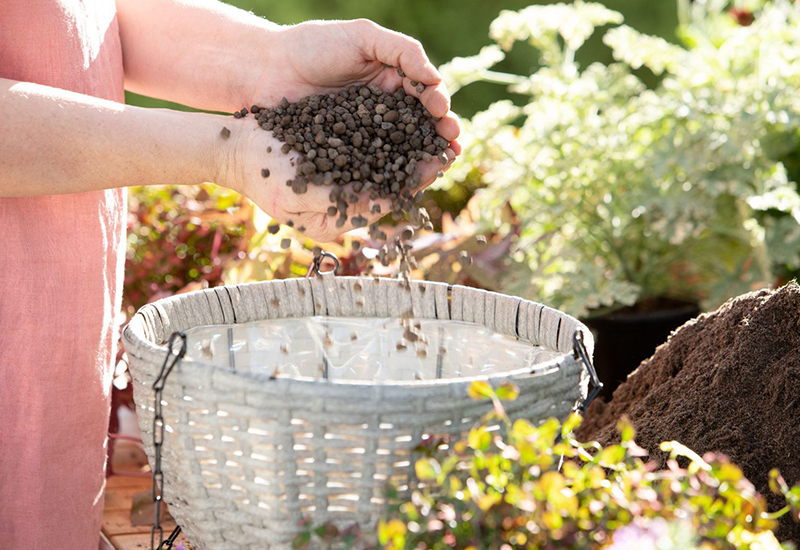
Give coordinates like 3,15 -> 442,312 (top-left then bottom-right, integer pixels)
0,1 -> 127,548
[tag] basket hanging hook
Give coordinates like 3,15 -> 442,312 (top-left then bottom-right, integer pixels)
307,251 -> 340,277
572,329 -> 603,414
151,331 -> 187,550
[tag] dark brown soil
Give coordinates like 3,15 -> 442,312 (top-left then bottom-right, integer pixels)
577,282 -> 800,542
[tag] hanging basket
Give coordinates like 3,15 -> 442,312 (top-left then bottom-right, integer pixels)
122,274 -> 598,549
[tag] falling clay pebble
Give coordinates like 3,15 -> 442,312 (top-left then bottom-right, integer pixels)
220,127 -> 231,139
261,168 -> 270,178
268,224 -> 280,235
199,339 -> 215,358
280,238 -> 291,249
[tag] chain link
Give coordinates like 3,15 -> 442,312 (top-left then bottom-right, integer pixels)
306,251 -> 339,278
151,332 -> 187,550
573,329 -> 603,414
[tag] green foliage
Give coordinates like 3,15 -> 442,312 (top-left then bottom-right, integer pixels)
440,0 -> 800,316
296,380 -> 800,549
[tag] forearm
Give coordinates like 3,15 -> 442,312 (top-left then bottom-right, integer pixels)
0,78 -> 225,197
116,0 -> 278,112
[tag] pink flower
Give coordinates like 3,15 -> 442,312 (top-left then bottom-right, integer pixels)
607,517 -> 697,550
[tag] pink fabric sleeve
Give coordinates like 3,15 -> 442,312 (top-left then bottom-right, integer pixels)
0,1 -> 127,548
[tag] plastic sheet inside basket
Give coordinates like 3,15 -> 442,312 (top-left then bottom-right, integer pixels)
184,316 -> 565,381
122,275 -> 599,550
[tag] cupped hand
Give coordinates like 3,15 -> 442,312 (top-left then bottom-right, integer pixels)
254,19 -> 460,148
234,19 -> 462,242
226,121 -> 457,242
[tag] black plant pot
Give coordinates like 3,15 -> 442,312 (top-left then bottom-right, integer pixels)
582,301 -> 700,399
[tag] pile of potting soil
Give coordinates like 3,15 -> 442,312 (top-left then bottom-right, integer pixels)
577,282 -> 800,542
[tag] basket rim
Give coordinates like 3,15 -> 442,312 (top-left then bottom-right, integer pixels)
122,277 -> 589,390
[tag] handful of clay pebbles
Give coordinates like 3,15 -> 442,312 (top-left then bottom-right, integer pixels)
238,83 -> 450,231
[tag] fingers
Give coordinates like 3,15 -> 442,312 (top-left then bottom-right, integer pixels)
419,82 -> 451,119
435,111 -> 461,142
353,19 -> 441,87
415,147 -> 457,193
351,20 -> 456,138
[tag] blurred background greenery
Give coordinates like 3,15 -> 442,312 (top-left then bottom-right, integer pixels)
126,0 -> 678,118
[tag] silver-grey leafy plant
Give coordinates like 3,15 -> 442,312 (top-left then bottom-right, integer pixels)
439,0 -> 800,316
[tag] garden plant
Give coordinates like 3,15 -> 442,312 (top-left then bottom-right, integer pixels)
438,0 -> 800,317
294,380 -> 800,549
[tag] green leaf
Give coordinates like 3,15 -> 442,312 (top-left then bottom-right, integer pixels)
599,444 -> 626,467
468,426 -> 492,451
617,416 -> 635,443
468,380 -> 494,400
495,381 -> 520,401
562,412 -> 583,437
415,457 -> 441,481
291,531 -> 311,550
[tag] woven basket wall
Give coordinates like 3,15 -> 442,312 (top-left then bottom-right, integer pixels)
122,275 -> 594,549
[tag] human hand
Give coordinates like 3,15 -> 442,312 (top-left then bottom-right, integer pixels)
227,20 -> 461,242
223,119 -> 452,242
254,20 -> 460,153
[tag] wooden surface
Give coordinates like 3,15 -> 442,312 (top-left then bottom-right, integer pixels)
102,439 -> 191,549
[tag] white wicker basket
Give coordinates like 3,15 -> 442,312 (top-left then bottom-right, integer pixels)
122,274 -> 596,549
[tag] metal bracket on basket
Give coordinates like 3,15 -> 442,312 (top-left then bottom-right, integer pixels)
151,331 -> 187,550
572,329 -> 603,415
306,251 -> 340,278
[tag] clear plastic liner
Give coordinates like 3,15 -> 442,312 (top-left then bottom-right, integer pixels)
184,316 -> 562,382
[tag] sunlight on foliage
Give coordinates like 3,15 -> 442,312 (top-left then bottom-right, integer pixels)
294,380 -> 800,549
440,0 -> 800,316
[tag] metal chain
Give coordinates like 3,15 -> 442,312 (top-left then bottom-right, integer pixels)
159,526 -> 183,550
306,251 -> 340,278
151,332 -> 187,550
573,329 -> 603,414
